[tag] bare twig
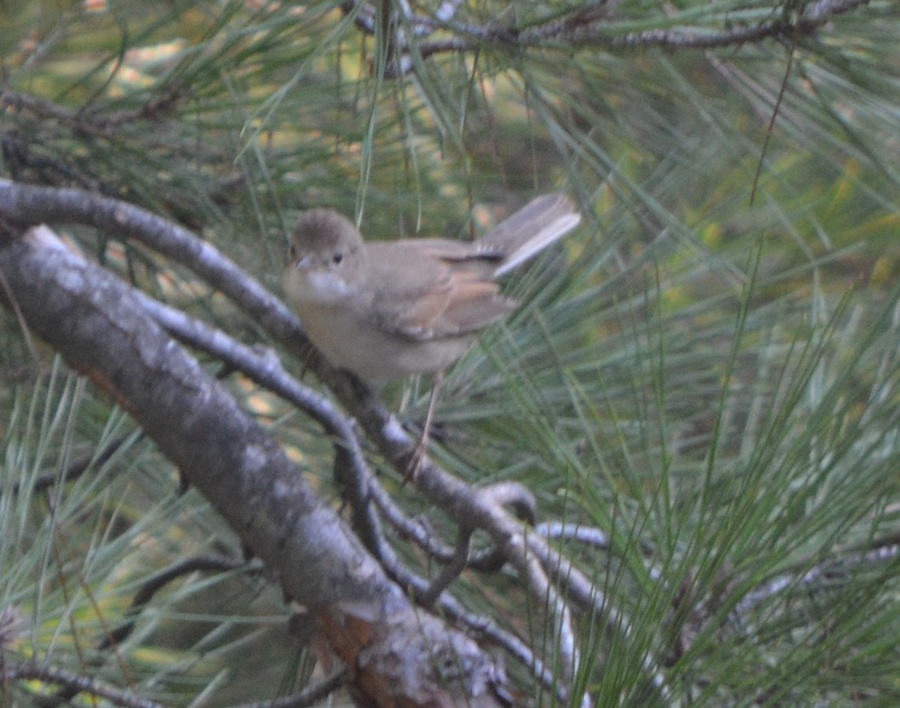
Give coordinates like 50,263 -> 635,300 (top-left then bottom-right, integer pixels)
0,87 -> 182,136
233,668 -> 349,708
98,555 -> 252,650
732,534 -> 900,622
1,433 -> 138,496
0,660 -> 163,708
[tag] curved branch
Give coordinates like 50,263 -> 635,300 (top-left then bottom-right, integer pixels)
0,179 -> 301,346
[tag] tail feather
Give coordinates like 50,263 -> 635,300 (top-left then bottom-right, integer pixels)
481,193 -> 581,277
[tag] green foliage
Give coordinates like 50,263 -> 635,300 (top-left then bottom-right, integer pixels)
2,0 -> 898,705
0,359 -> 300,705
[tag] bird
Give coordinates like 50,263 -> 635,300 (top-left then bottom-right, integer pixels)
283,192 -> 581,476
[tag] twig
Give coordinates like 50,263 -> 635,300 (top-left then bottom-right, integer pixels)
233,668 -> 349,708
420,526 -> 474,607
732,534 -> 900,622
0,87 -> 182,136
1,433 -> 138,496
98,555 -> 252,650
0,660 -> 163,708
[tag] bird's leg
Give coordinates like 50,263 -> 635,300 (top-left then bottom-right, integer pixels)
403,371 -> 443,484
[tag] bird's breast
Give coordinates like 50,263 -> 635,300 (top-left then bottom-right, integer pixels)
289,299 -> 474,385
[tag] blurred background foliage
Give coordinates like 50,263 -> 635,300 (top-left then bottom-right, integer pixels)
1,0 -> 898,705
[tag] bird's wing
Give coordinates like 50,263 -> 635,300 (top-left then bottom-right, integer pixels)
367,241 -> 515,341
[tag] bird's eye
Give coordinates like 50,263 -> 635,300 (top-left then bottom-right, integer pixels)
332,251 -> 344,265
288,243 -> 296,260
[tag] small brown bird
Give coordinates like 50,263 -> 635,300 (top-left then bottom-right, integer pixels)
283,193 -> 581,473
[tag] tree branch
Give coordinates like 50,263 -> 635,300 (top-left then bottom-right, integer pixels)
0,223 -> 509,706
0,180 -> 643,703
342,0 -> 874,77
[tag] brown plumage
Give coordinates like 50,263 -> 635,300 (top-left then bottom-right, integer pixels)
282,193 -> 581,385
